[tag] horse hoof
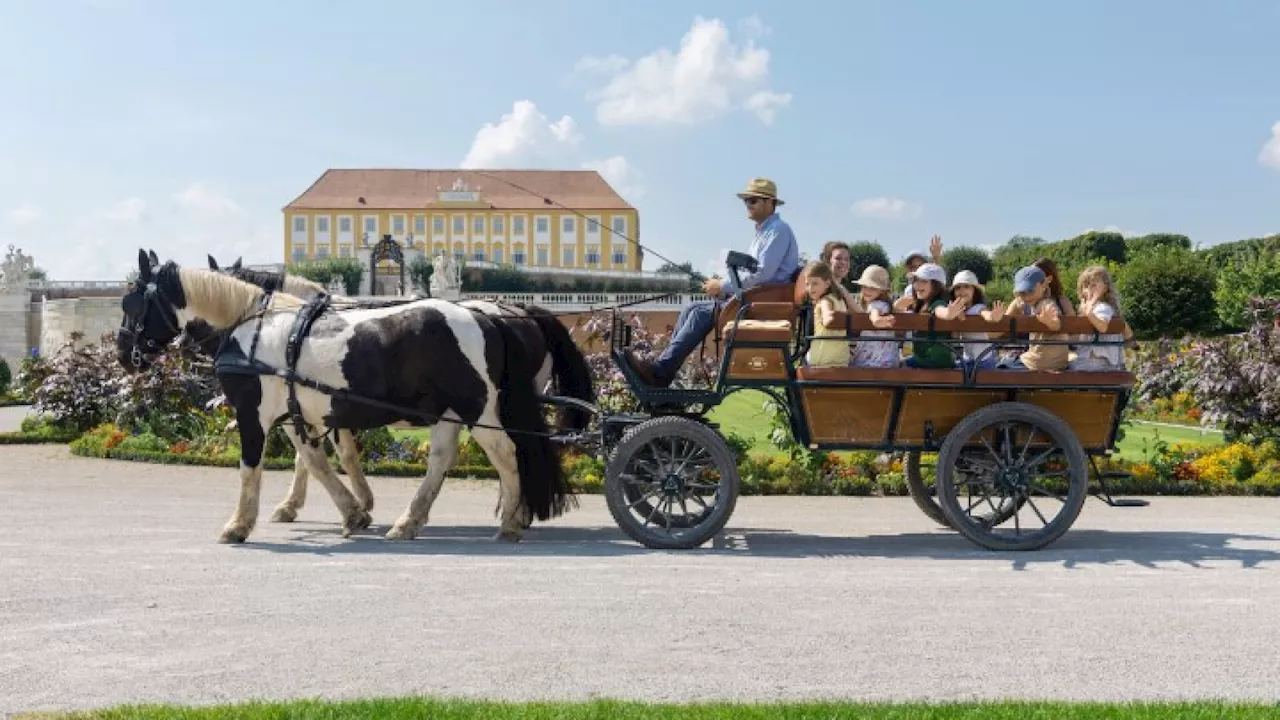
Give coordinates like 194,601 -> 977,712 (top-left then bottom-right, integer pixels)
270,507 -> 297,523
218,527 -> 248,544
385,526 -> 415,541
494,530 -> 522,543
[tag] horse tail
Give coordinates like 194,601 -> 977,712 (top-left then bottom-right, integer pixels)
492,316 -> 576,521
523,305 -> 596,431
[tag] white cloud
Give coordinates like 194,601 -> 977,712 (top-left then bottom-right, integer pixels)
172,182 -> 241,219
105,197 -> 147,223
580,15 -> 791,126
744,90 -> 793,125
582,156 -> 644,201
460,100 -> 582,169
852,197 -> 923,221
460,100 -> 644,201
8,204 -> 42,225
1260,121 -> 1280,170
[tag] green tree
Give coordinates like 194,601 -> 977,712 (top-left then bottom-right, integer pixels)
845,241 -> 891,282
287,257 -> 364,295
407,256 -> 433,295
1213,251 -> 1280,331
1119,248 -> 1218,339
940,246 -> 995,285
1127,233 -> 1191,258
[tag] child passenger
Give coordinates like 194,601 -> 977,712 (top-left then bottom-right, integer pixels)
902,263 -> 956,369
849,265 -> 899,368
999,265 -> 1069,371
1071,265 -> 1128,370
933,270 -> 1006,372
803,261 -> 851,368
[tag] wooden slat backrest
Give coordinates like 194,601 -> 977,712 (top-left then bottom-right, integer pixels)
825,311 -> 1127,336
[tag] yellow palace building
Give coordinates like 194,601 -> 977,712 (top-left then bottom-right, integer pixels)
282,168 -> 640,272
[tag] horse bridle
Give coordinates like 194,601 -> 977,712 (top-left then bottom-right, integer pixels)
120,280 -> 184,369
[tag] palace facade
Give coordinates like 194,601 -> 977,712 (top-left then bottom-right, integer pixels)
282,169 -> 641,272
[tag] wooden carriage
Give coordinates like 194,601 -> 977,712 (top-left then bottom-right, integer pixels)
605,270 -> 1141,553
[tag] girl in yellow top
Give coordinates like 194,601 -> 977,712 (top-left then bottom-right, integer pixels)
804,260 -> 851,367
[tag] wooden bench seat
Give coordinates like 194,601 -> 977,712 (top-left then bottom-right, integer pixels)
796,365 -> 1133,388
721,320 -> 793,343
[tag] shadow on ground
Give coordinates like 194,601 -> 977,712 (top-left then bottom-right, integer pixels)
236,522 -> 1280,570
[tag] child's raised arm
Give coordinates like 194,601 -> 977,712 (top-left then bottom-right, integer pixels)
816,296 -> 841,329
868,303 -> 896,329
1084,302 -> 1115,333
934,297 -> 968,320
980,300 -> 1006,323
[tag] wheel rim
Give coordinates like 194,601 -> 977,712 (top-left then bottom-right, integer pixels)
940,416 -> 1082,546
617,435 -> 723,535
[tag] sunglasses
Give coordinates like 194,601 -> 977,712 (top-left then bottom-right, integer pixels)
743,197 -> 766,206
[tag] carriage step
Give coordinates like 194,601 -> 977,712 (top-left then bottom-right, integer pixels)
1089,467 -> 1149,507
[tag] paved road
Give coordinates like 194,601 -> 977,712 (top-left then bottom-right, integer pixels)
2,444 -> 1279,714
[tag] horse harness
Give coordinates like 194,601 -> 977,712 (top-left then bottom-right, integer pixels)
211,291 -> 582,445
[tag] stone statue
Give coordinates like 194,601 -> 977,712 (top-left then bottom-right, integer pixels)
429,252 -> 462,300
327,276 -> 346,296
0,245 -> 35,293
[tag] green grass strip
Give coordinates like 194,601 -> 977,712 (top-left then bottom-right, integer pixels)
41,698 -> 1280,720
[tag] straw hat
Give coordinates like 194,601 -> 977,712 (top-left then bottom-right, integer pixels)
854,264 -> 891,291
736,177 -> 785,205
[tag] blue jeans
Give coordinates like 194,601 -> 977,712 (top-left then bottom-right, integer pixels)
961,356 -> 998,373
654,299 -> 718,380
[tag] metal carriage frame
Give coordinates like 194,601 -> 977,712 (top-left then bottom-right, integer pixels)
599,254 -> 1146,552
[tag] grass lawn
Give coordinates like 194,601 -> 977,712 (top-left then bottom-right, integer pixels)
391,389 -> 1226,463
48,699 -> 1280,720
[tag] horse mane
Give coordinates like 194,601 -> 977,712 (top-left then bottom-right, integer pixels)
177,267 -> 304,330
283,273 -> 328,298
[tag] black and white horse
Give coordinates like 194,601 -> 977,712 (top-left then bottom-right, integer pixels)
118,249 -> 578,544
202,255 -> 595,525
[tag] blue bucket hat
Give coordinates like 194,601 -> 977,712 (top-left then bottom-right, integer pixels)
1013,265 -> 1047,293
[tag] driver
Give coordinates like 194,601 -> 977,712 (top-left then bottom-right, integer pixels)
625,177 -> 799,388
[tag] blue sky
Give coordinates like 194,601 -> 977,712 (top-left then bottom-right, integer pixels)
2,0 -> 1278,281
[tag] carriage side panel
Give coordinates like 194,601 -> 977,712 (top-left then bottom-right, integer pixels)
800,387 -> 895,445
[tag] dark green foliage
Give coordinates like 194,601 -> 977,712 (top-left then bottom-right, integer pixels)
0,357 -> 10,395
407,255 -> 433,294
1127,233 -> 1191,257
287,257 -> 364,295
1197,234 -> 1280,271
1119,248 -> 1218,339
844,241 -> 891,281
940,246 -> 995,285
1213,250 -> 1280,331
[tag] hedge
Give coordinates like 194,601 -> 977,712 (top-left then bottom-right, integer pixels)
0,430 -> 81,444
67,443 -> 501,479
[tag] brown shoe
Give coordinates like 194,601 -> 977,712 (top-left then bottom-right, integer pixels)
624,350 -> 670,388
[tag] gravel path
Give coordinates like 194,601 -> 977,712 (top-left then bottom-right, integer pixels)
2,444 -> 1279,714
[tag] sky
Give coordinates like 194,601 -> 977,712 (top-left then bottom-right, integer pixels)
2,0 -> 1279,282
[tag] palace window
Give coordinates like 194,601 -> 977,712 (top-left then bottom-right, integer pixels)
513,249 -> 526,265
433,216 -> 445,234
612,249 -> 627,266
535,217 -> 548,234
513,216 -> 526,234
492,215 -> 504,234
612,216 -> 627,236
316,217 -> 330,234
563,247 -> 575,266
562,216 -> 575,235
392,215 -> 405,234
339,217 -> 352,233
473,249 -> 485,262
536,247 -> 548,266
473,216 -> 485,234
413,216 -> 425,235
293,216 -> 307,233
586,245 -> 600,265
493,246 -> 503,263
453,216 -> 465,234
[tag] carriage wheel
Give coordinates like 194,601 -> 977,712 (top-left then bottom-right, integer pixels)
935,402 -> 1087,551
906,452 -> 1025,530
605,416 -> 740,550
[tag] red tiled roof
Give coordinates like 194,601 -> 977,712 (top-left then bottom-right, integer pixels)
284,169 -> 634,211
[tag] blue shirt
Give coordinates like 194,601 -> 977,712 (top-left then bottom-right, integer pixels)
733,212 -> 799,292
